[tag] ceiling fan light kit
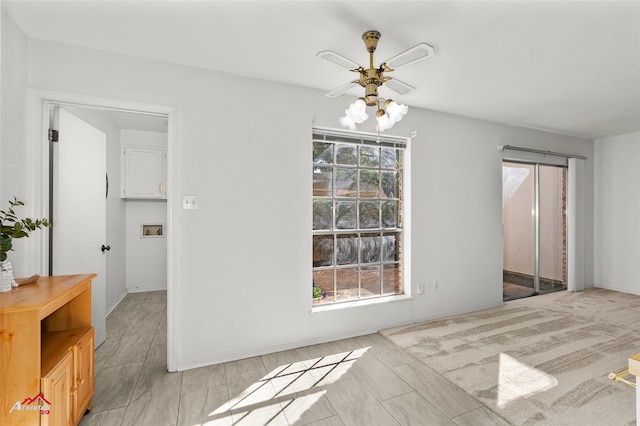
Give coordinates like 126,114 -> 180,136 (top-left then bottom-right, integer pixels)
318,30 -> 435,132
339,98 -> 369,130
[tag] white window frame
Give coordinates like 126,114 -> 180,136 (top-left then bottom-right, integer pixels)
312,127 -> 411,306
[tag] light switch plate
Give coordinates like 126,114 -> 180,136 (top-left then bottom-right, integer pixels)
183,195 -> 199,209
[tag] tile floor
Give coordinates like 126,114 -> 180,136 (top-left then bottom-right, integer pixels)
80,291 -> 511,426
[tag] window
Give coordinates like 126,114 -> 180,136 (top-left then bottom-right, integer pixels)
312,129 -> 406,305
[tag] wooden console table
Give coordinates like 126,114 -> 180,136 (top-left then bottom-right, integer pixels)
0,274 -> 96,425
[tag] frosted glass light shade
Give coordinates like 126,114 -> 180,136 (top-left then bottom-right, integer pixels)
339,115 -> 357,130
340,98 -> 369,130
376,112 -> 394,132
339,98 -> 407,132
346,98 -> 368,123
385,100 -> 408,122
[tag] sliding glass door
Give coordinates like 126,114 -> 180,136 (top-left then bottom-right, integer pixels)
538,165 -> 567,295
503,161 -> 567,300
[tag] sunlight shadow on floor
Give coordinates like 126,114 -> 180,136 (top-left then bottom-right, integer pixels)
497,352 -> 558,409
199,347 -> 370,425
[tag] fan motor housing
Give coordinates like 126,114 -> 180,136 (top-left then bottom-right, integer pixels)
358,68 -> 384,106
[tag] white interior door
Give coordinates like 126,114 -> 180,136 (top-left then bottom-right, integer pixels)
52,107 -> 107,347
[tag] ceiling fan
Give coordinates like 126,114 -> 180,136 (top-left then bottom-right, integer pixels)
316,30 -> 435,131
317,30 -> 435,102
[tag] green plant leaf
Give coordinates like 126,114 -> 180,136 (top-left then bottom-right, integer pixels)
0,236 -> 12,252
0,198 -> 51,260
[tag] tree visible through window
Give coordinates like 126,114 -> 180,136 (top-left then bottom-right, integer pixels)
312,129 -> 405,305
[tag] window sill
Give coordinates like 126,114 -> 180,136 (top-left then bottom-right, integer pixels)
310,294 -> 413,313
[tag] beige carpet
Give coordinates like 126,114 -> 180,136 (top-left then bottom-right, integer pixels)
381,288 -> 640,426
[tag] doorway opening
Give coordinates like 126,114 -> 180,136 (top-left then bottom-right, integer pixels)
502,161 -> 567,300
27,89 -> 176,370
48,104 -> 169,349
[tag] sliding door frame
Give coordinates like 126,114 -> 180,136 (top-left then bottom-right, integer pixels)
503,159 -> 567,300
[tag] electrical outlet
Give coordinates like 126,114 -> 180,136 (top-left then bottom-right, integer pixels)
417,282 -> 425,295
433,280 -> 439,292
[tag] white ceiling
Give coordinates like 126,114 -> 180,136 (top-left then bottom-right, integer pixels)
3,1 -> 640,140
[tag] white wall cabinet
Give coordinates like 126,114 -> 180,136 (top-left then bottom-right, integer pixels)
121,145 -> 166,199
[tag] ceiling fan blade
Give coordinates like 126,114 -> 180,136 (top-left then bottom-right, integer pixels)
325,81 -> 359,97
384,43 -> 435,69
316,50 -> 361,69
384,78 -> 415,96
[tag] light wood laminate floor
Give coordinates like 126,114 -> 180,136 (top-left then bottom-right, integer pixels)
80,291 -> 511,426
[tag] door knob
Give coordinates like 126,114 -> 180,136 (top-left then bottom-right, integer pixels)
101,244 -> 111,253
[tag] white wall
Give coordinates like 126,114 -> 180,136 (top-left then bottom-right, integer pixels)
124,200 -> 167,292
3,31 -> 594,369
0,14 -> 30,275
594,131 -> 640,294
0,14 -> 27,201
121,130 -> 167,292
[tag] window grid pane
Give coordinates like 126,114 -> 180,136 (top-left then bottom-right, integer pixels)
313,134 -> 404,305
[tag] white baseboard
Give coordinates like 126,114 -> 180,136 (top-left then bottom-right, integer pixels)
127,285 -> 167,293
594,284 -> 640,296
106,286 -> 168,316
172,298 -> 507,372
174,327 -> 383,372
106,291 -> 128,316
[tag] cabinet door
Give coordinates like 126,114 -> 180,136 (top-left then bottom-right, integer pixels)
41,350 -> 73,426
73,328 -> 94,423
121,146 -> 166,199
